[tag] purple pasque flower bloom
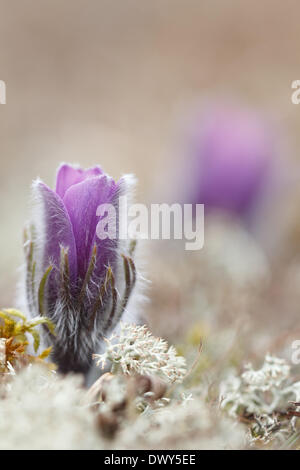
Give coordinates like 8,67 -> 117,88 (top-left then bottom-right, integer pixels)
184,104 -> 275,218
24,163 -> 137,374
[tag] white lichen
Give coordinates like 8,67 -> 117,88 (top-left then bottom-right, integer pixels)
220,354 -> 300,445
0,364 -> 101,450
116,396 -> 245,450
93,323 -> 187,384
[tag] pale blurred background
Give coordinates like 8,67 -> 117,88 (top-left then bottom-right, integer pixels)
1,0 -> 300,318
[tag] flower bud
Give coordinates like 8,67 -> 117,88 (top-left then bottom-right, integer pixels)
23,163 -> 138,374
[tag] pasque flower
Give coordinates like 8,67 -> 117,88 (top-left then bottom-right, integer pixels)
23,164 -> 138,374
184,104 -> 275,218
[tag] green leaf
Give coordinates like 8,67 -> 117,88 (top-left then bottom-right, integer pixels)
38,265 -> 53,315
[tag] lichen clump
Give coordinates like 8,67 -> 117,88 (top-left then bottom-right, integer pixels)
220,355 -> 300,445
93,323 -> 187,384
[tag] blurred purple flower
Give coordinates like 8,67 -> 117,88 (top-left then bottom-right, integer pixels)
23,164 -> 137,374
185,105 -> 275,218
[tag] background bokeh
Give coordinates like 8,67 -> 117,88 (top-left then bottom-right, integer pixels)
1,0 -> 300,348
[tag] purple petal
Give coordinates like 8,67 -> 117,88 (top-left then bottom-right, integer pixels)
55,163 -> 103,199
63,175 -> 120,281
189,107 -> 273,215
33,181 -> 78,284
